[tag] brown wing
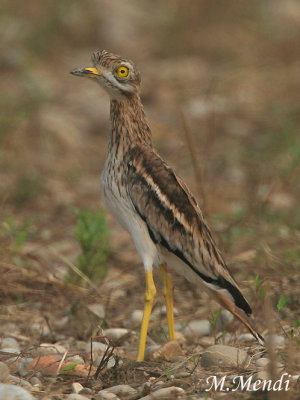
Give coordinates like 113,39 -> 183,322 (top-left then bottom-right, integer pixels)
126,144 -> 252,315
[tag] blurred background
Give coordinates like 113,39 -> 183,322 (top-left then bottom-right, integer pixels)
1,0 -> 300,366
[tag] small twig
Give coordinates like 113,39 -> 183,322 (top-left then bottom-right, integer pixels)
56,350 -> 68,376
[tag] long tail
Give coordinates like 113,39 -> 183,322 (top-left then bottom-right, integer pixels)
207,281 -> 264,345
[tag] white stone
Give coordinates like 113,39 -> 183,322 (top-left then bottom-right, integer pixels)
72,382 -> 84,393
38,343 -> 67,355
8,375 -> 32,389
139,386 -> 185,399
87,303 -> 105,319
0,383 -> 34,399
95,391 -> 120,400
183,320 -> 211,338
86,341 -> 108,356
123,310 -> 143,327
101,384 -> 137,397
201,345 -> 250,369
265,335 -> 285,347
66,394 -> 89,400
0,338 -> 20,351
237,333 -> 257,343
103,328 -> 129,341
255,357 -> 269,369
0,348 -> 19,354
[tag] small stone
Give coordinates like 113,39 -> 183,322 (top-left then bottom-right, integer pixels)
67,355 -> 85,364
86,341 -> 108,357
0,383 -> 34,400
0,362 -> 9,382
103,328 -> 129,341
255,357 -> 269,369
38,343 -> 67,355
95,392 -> 120,400
201,345 -> 250,369
17,358 -> 34,377
139,386 -> 185,399
79,387 -> 93,395
93,356 -> 121,369
265,335 -> 285,347
254,370 -> 269,381
0,348 -> 19,355
87,303 -> 105,319
29,377 -> 42,387
237,333 -> 257,343
123,310 -> 143,328
215,310 -> 234,331
100,384 -> 137,398
147,341 -> 183,362
0,338 -> 20,351
183,320 -> 211,338
67,394 -> 90,400
8,375 -> 32,389
72,382 -> 84,393
145,345 -> 160,357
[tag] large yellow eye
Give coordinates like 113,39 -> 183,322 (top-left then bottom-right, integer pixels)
117,65 -> 129,78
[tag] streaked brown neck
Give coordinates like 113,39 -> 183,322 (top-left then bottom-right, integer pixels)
109,94 -> 153,157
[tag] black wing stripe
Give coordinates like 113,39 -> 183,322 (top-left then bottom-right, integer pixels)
130,186 -> 252,316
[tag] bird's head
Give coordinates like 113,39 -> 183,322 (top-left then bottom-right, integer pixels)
70,50 -> 141,99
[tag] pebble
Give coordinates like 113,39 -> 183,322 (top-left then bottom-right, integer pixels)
103,328 -> 129,341
183,320 -> 211,338
139,386 -> 185,399
147,341 -> 183,362
95,392 -> 120,400
255,357 -> 269,369
99,384 -> 137,398
123,309 -> 143,327
0,383 -> 34,399
86,341 -> 108,356
79,387 -> 93,395
237,333 -> 257,343
17,358 -> 34,377
0,337 -> 20,351
93,356 -> 121,369
201,344 -> 250,369
72,382 -> 84,393
215,310 -> 234,331
151,306 -> 179,319
8,375 -> 32,389
67,394 -> 90,400
265,335 -> 285,347
29,377 -> 42,387
0,362 -> 9,382
87,303 -> 105,319
67,355 -> 85,364
0,348 -> 20,355
38,343 -> 67,355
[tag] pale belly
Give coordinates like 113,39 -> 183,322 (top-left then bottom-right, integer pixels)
100,170 -> 160,270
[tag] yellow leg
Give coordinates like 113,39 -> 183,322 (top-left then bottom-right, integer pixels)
159,264 -> 175,341
137,270 -> 156,362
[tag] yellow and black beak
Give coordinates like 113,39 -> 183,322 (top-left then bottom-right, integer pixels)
70,67 -> 102,78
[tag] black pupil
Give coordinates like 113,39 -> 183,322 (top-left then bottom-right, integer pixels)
121,69 -> 125,74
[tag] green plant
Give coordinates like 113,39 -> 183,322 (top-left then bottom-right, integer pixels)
277,295 -> 288,311
72,207 -> 111,283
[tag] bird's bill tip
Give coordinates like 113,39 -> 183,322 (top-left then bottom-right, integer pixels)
70,67 -> 102,78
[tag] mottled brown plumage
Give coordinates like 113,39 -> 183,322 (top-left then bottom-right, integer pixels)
71,50 -> 264,360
